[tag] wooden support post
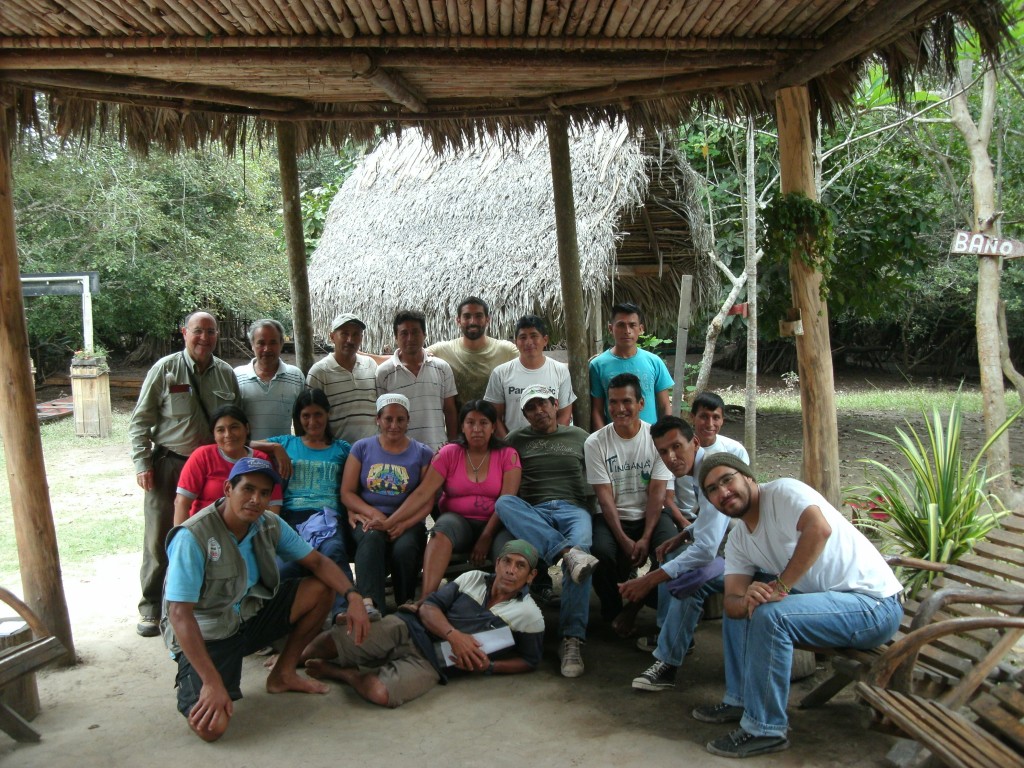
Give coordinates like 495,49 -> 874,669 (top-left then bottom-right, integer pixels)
775,86 -> 840,506
546,115 -> 591,432
276,122 -> 314,374
673,274 -> 693,415
0,102 -> 75,664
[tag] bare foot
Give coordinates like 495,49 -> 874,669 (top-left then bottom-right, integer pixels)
305,659 -> 359,686
262,653 -> 279,669
611,602 -> 642,638
266,670 -> 330,695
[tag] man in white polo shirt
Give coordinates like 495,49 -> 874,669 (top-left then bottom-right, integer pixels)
376,309 -> 458,451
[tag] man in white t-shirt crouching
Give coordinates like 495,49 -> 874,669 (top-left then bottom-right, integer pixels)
584,372 -> 675,626
692,453 -> 903,759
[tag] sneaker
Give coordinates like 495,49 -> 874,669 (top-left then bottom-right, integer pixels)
632,660 -> 677,691
559,637 -> 585,678
706,728 -> 789,758
136,616 -> 160,637
692,702 -> 745,724
562,547 -> 598,585
636,635 -> 695,655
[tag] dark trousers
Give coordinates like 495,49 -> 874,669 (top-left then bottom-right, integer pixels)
139,448 -> 186,618
351,522 -> 426,611
591,511 -> 679,622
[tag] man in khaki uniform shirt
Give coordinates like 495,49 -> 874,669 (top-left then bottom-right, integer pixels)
129,311 -> 240,637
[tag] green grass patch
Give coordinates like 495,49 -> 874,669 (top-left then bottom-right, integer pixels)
0,410 -> 141,581
723,388 -> 1022,414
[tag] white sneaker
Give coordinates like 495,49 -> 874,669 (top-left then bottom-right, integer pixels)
559,637 -> 585,678
563,547 -> 598,585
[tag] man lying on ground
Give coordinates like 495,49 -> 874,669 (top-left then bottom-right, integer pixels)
163,457 -> 370,742
299,540 -> 545,708
693,453 -> 903,759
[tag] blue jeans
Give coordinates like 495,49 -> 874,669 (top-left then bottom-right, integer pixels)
655,574 -> 724,666
724,590 -> 903,737
495,496 -> 593,639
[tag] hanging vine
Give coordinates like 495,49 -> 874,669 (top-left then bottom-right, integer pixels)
763,192 -> 836,295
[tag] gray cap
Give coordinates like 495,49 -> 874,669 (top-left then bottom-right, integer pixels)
331,313 -> 366,331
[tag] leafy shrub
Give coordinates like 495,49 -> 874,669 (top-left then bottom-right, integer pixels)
846,401 -> 1022,595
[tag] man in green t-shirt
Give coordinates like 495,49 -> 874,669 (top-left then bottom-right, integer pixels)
495,385 -> 598,678
427,296 -> 517,408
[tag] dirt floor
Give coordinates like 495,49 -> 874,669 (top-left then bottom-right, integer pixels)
2,364 -> 1022,766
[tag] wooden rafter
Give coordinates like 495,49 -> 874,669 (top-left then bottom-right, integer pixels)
0,70 -> 304,112
773,0 -> 934,87
350,54 -> 427,112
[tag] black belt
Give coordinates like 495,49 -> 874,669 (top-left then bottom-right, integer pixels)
154,445 -> 189,462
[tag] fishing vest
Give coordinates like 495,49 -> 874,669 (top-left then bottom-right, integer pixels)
161,501 -> 282,654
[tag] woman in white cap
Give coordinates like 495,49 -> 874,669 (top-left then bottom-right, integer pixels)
369,399 -> 521,599
341,393 -> 435,611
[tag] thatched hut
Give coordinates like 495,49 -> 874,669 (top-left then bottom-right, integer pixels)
309,123 -> 715,350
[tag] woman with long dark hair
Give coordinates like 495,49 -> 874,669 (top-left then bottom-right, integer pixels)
368,399 -> 521,598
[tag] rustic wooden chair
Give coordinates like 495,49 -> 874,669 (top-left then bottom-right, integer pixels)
797,507 -> 1024,710
0,587 -> 65,742
855,614 -> 1024,768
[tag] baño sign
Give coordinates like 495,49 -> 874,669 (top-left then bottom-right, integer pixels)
950,231 -> 1024,259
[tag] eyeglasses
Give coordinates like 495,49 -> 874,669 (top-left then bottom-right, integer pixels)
703,471 -> 740,496
187,327 -> 218,336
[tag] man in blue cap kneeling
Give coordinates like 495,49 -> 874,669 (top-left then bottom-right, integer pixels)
163,456 -> 370,742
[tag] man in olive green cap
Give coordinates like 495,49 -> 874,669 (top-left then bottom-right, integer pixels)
299,540 -> 545,707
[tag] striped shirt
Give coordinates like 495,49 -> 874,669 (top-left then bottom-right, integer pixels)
376,353 -> 456,451
234,359 -> 305,440
306,353 -> 379,445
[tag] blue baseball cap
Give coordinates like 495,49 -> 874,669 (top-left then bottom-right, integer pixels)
227,456 -> 281,485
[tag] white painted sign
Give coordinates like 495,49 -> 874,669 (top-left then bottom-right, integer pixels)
950,230 -> 1024,259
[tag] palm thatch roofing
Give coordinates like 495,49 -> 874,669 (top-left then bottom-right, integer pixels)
308,123 -> 715,348
0,1 -> 1013,154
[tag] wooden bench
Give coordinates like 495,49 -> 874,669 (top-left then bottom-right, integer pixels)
798,507 -> 1024,710
0,587 -> 65,743
855,614 -> 1024,768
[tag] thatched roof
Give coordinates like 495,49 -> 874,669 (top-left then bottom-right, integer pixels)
307,123 -> 715,349
0,1 -> 1013,153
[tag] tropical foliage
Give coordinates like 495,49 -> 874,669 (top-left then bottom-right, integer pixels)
846,402 -> 1022,595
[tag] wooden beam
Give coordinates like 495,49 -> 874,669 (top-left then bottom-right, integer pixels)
0,69 -> 303,112
350,54 -> 427,112
521,66 -> 774,109
773,0 -> 932,88
0,47 -> 781,72
776,85 -> 840,507
275,122 -> 315,375
0,33 -> 814,54
546,114 -> 591,432
0,101 -> 75,665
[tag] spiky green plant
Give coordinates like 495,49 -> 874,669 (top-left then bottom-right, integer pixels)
846,402 -> 1022,596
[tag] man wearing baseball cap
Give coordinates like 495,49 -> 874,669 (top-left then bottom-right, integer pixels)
307,312 -> 387,444
298,539 -> 544,708
162,456 -> 370,742
694,453 -> 903,758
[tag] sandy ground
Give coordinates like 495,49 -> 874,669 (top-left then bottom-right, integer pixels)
0,548 -> 905,768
